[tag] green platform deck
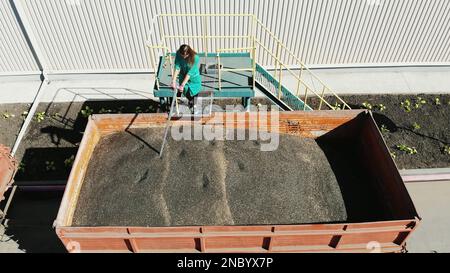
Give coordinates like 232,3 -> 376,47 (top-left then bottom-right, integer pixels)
154,52 -> 254,98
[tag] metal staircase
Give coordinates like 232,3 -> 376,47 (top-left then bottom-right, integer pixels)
146,14 -> 351,111
255,63 -> 311,111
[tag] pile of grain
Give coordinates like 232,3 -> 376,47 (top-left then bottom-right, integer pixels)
72,127 -> 347,226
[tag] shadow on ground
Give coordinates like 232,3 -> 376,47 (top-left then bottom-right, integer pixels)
3,99 -> 162,253
15,99 -> 161,182
2,188 -> 66,253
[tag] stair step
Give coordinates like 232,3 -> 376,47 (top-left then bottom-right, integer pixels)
255,63 -> 312,111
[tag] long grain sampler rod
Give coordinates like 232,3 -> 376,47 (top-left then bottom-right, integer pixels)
159,89 -> 178,158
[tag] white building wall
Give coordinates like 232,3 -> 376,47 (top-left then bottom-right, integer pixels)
0,0 -> 40,75
2,0 -> 450,74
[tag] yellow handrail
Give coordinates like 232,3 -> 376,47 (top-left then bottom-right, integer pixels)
255,40 -> 336,109
254,17 -> 350,109
146,45 -> 173,90
217,47 -> 255,52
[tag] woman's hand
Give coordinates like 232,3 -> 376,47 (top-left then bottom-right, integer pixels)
170,82 -> 177,90
177,84 -> 185,91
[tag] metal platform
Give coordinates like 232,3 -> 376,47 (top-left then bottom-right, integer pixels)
154,52 -> 254,104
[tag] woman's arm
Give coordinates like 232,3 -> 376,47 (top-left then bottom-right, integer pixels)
179,74 -> 190,88
176,74 -> 190,91
172,55 -> 182,88
171,68 -> 180,88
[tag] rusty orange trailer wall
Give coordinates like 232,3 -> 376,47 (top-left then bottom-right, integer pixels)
0,145 -> 17,203
55,110 -> 420,253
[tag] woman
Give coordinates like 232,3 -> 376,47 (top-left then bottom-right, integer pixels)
171,44 -> 202,111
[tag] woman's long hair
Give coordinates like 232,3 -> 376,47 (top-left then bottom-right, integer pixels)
177,44 -> 196,66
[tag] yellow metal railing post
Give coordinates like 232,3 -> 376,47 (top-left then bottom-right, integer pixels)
303,87 -> 309,110
148,47 -> 159,90
162,46 -> 172,69
203,16 -> 208,58
295,65 -> 303,97
274,42 -> 280,79
168,49 -> 173,67
319,86 -> 326,110
276,42 -> 282,99
158,16 -> 165,51
217,53 -> 222,91
252,38 -> 256,90
251,15 -> 256,90
278,61 -> 282,100
160,16 -> 173,78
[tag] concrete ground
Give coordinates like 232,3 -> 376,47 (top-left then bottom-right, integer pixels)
282,66 -> 450,95
1,66 -> 450,105
0,225 -> 24,253
404,181 -> 450,253
0,74 -> 155,104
